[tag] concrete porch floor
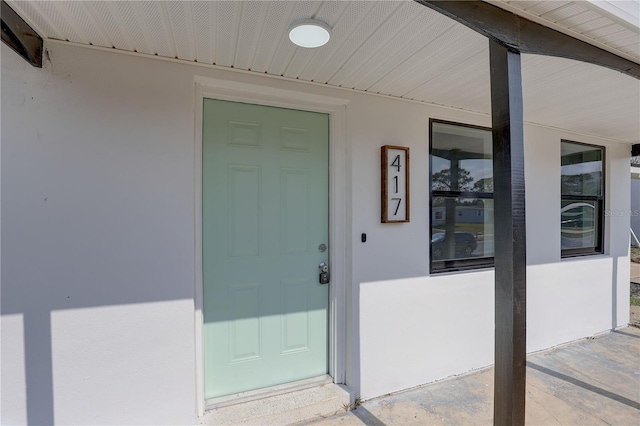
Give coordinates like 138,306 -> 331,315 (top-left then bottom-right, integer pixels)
303,327 -> 640,426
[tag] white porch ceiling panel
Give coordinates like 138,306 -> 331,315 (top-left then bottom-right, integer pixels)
522,54 -> 639,143
493,1 -> 640,61
10,1 -> 492,112
8,1 -> 640,143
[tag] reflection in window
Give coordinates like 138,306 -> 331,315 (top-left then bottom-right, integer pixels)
431,198 -> 494,260
561,141 -> 604,257
430,120 -> 494,272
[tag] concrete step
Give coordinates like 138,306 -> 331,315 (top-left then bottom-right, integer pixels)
200,383 -> 352,425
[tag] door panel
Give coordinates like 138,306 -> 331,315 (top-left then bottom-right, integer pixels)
202,99 -> 329,399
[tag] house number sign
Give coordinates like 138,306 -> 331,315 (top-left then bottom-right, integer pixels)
381,145 -> 410,223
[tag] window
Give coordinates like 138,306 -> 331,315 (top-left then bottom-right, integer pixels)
561,140 -> 604,257
430,120 -> 494,272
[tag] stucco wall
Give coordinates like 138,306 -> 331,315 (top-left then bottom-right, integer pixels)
1,41 -> 633,424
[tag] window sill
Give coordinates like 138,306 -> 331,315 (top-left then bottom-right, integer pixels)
430,258 -> 495,275
561,252 -> 607,261
561,249 -> 604,259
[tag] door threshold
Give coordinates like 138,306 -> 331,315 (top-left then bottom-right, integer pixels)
205,375 -> 334,410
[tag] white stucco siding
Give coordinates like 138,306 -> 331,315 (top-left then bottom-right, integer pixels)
607,142 -> 633,329
358,272 -> 495,400
0,314 -> 28,425
1,41 -> 634,422
1,42 -> 198,425
357,121 -> 633,400
523,126 -> 632,351
527,257 -> 622,353
345,96 -> 494,399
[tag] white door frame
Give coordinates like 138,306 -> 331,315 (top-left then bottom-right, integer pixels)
193,76 -> 350,416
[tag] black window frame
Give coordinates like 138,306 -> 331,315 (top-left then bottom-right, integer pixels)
560,139 -> 605,258
429,119 -> 495,273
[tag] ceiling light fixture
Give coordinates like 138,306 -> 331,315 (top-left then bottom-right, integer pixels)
288,19 -> 332,48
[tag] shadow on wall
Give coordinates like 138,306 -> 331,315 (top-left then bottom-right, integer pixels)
2,289 -> 194,425
1,41 -> 200,425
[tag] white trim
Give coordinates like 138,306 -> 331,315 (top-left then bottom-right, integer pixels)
194,81 -> 205,418
193,77 -> 350,419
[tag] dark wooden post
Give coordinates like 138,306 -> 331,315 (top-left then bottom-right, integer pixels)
1,0 -> 43,67
489,39 -> 527,426
444,158 -> 460,260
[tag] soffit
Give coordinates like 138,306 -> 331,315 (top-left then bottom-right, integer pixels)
491,0 -> 639,62
522,54 -> 639,144
7,0 -> 640,144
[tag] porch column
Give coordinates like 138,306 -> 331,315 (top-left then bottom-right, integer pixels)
1,0 -> 43,67
489,40 -> 527,426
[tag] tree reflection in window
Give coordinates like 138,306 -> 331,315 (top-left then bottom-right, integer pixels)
430,120 -> 495,272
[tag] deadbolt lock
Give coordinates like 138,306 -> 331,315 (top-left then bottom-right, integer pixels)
319,262 -> 330,284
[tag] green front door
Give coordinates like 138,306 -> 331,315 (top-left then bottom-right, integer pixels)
202,99 -> 330,399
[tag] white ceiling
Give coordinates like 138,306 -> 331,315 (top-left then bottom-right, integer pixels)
492,0 -> 640,62
8,1 -> 640,144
